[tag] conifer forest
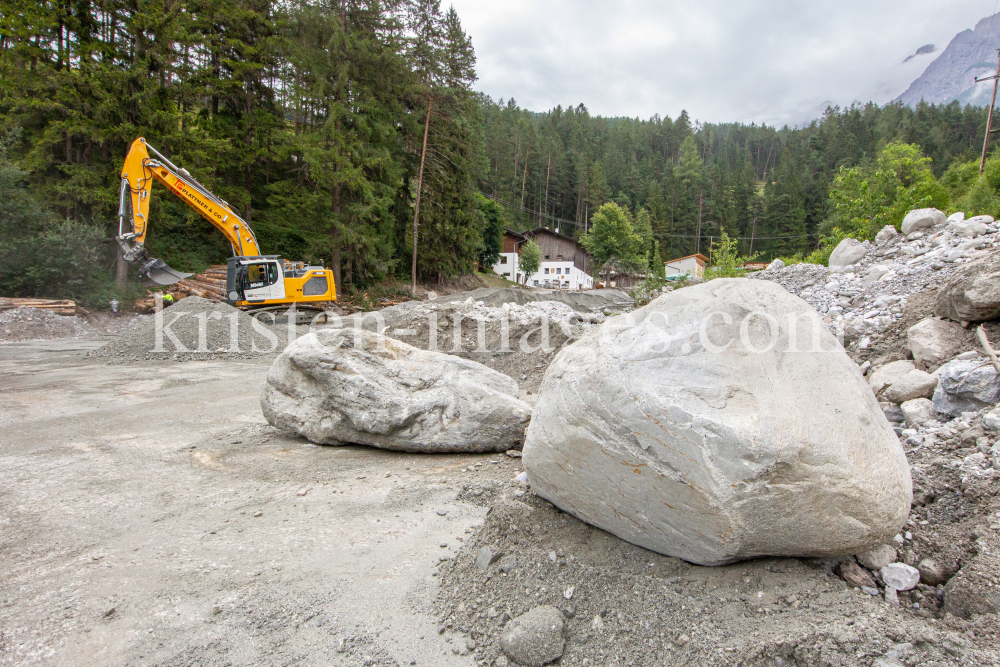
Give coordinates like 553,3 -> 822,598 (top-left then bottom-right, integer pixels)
0,0 -> 996,302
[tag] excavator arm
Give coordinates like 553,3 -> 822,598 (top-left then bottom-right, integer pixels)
116,137 -> 262,285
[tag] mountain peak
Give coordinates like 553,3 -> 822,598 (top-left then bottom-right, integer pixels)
896,14 -> 1000,107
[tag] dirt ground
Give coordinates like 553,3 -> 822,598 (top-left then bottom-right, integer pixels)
2,298 -> 1000,666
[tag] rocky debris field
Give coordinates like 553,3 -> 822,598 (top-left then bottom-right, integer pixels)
422,210 -> 1000,667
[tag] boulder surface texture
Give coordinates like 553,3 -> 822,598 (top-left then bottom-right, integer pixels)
261,329 -> 531,452
906,317 -> 966,368
932,357 -> 1000,416
523,279 -> 912,566
935,253 -> 1000,322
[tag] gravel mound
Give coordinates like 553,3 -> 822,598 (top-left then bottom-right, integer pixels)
429,287 -> 633,313
90,296 -> 282,363
0,308 -> 95,342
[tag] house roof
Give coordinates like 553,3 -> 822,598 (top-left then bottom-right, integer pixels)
665,253 -> 709,264
503,229 -> 528,242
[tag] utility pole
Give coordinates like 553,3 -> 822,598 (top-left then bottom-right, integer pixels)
695,194 -> 704,255
978,49 -> 1000,175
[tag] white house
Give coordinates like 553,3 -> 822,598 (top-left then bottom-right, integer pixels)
491,228 -> 595,290
525,261 -> 593,290
664,253 -> 708,280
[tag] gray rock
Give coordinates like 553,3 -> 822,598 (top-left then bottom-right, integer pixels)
883,370 -> 938,403
901,208 -> 946,235
261,329 -> 532,452
523,279 -> 912,566
869,360 -> 915,394
476,546 -> 502,570
857,544 -> 898,570
968,214 -> 995,225
881,563 -> 920,591
906,317 -> 966,368
983,407 -> 1000,431
882,404 -> 904,424
932,357 -> 1000,416
900,398 -> 935,428
499,554 -> 518,573
935,253 -> 1000,322
944,565 -> 1000,618
875,225 -> 899,245
828,238 -> 869,267
767,258 -> 785,271
500,606 -> 565,667
947,212 -> 965,224
917,557 -> 947,586
951,220 -> 989,238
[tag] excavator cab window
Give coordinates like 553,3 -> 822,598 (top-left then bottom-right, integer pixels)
243,262 -> 279,290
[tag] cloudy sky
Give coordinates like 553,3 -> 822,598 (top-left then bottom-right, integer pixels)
449,0 -> 997,126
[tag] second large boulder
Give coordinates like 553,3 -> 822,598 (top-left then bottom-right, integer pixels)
523,279 -> 912,566
261,328 -> 531,452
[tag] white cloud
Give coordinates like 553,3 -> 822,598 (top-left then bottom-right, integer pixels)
450,0 -> 994,125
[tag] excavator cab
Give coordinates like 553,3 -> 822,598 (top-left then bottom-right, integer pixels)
228,257 -> 285,304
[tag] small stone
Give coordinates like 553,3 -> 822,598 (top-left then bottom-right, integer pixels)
499,554 -> 518,573
881,563 -> 920,591
675,633 -> 691,646
465,638 -> 477,651
476,546 -> 502,570
861,585 -> 880,596
900,398 -> 935,429
857,544 -> 897,570
436,508 -> 449,516
505,450 -> 523,458
548,550 -> 557,562
439,542 -> 448,548
884,370 -> 938,404
917,557 -> 946,586
500,606 -> 565,667
838,559 -> 877,589
563,586 -> 575,600
212,605 -> 222,615
297,489 -> 308,496
253,511 -> 263,518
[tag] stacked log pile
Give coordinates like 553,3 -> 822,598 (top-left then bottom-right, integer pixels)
0,297 -> 90,317
133,266 -> 227,313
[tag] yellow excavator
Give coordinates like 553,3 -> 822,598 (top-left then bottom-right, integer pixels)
116,137 -> 336,309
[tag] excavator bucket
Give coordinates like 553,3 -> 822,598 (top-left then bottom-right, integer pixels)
138,258 -> 193,287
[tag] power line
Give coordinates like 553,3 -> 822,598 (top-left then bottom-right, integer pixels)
480,192 -> 814,241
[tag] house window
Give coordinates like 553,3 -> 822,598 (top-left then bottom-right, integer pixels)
545,255 -> 550,259
544,268 -> 549,274
500,256 -> 507,264
533,280 -> 539,286
557,255 -> 563,261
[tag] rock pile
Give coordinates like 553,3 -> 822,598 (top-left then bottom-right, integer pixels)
261,328 -> 532,453
523,279 -> 912,566
91,296 -> 279,362
0,307 -> 95,342
750,208 -> 1000,351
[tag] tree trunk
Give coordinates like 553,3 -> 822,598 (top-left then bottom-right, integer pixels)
520,150 -> 530,209
411,95 -> 433,294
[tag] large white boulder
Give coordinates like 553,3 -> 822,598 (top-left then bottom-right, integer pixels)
523,279 -> 912,566
906,317 -> 966,368
261,329 -> 532,452
901,208 -> 946,235
828,238 -> 869,267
